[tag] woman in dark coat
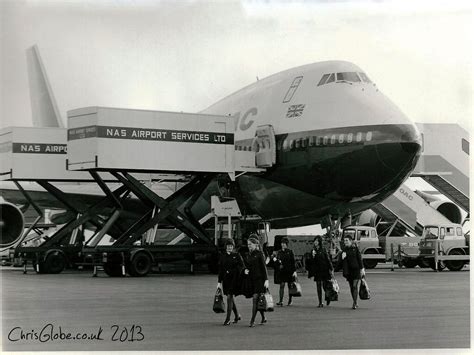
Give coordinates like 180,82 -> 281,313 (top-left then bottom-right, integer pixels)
273,237 -> 297,306
244,236 -> 269,327
305,235 -> 333,307
340,236 -> 365,309
217,238 -> 244,325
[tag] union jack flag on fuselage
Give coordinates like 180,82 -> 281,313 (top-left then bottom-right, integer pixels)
286,104 -> 305,118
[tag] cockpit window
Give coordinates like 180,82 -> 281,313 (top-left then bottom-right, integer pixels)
358,72 -> 372,83
336,72 -> 361,82
319,72 -> 369,86
318,74 -> 330,86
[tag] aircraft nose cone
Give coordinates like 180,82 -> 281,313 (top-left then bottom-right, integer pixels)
376,123 -> 422,173
325,123 -> 422,200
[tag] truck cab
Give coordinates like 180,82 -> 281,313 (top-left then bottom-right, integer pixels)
418,223 -> 468,271
341,226 -> 383,269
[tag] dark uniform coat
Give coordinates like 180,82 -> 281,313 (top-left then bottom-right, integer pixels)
273,248 -> 296,284
340,245 -> 363,281
244,249 -> 268,294
305,249 -> 333,282
218,251 -> 244,295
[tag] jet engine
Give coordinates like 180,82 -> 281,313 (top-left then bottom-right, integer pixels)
0,202 -> 24,247
414,190 -> 462,224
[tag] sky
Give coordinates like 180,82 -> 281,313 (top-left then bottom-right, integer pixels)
0,0 -> 472,132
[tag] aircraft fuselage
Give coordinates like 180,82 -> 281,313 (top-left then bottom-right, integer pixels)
199,61 -> 422,228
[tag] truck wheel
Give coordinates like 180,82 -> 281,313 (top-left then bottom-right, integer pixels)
363,250 -> 378,269
445,250 -> 465,271
127,252 -> 152,277
402,259 -> 418,268
103,262 -> 123,277
44,253 -> 66,274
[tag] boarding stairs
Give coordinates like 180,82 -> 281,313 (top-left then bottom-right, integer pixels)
412,123 -> 469,212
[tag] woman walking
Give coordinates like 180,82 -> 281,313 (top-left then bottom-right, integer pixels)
305,236 -> 333,307
273,237 -> 297,306
217,238 -> 244,325
244,236 -> 269,327
340,236 -> 365,309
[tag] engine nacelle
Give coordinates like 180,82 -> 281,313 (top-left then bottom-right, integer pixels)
414,190 -> 463,224
429,200 -> 462,224
0,202 -> 24,247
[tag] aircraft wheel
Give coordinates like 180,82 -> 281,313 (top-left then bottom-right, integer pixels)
402,259 -> 418,268
44,253 -> 66,274
363,250 -> 378,269
445,250 -> 465,271
103,262 -> 123,277
127,252 -> 152,277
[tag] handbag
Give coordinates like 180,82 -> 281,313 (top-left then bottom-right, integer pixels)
289,276 -> 302,297
257,289 -> 274,312
359,276 -> 371,300
213,288 -> 225,313
324,278 -> 339,302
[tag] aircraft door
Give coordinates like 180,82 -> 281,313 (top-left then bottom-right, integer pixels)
252,125 -> 276,168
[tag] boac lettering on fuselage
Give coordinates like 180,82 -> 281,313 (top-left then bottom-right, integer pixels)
399,187 -> 413,201
233,107 -> 258,131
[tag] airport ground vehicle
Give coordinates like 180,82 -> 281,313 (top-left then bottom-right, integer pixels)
418,223 -> 469,271
339,226 -> 421,269
268,227 -> 422,271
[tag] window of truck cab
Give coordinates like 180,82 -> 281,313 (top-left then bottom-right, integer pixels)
343,229 -> 356,240
423,226 -> 439,239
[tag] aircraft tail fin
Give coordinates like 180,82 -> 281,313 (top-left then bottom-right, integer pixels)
26,45 -> 63,127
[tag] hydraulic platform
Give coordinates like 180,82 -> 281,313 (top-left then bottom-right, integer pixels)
0,126 -> 134,273
64,106 -> 267,277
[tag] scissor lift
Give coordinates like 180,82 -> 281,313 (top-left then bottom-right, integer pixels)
66,107 -> 265,277
0,126 -> 127,273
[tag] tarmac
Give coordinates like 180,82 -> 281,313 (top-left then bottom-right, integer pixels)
0,264 -> 471,352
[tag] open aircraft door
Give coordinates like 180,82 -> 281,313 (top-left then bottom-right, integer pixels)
252,125 -> 276,168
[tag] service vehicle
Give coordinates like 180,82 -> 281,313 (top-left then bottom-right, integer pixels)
339,226 -> 421,269
418,223 -> 469,271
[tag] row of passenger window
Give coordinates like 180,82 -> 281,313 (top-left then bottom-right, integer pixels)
280,131 -> 373,151
318,72 -> 372,86
235,131 -> 374,152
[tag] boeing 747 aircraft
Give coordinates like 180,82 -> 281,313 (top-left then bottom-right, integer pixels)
0,47 -> 422,249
